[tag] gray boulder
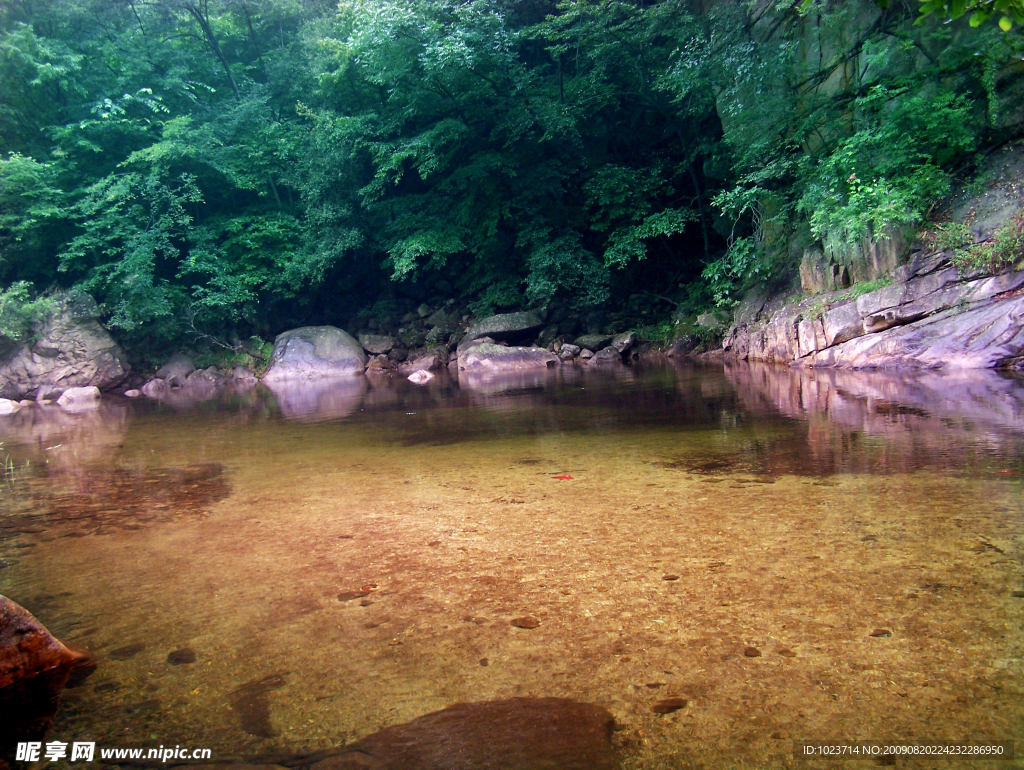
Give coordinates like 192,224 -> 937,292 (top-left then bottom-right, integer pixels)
141,378 -> 168,398
399,353 -> 441,375
262,327 -> 367,381
358,333 -> 395,355
558,344 -> 581,361
458,310 -> 545,353
458,338 -> 559,372
588,347 -> 624,365
573,334 -> 612,351
155,353 -> 195,384
0,294 -> 129,400
610,331 -> 637,353
665,335 -> 698,357
57,386 -> 101,411
0,399 -> 21,415
231,366 -> 258,384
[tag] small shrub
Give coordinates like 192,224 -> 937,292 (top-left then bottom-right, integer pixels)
701,237 -> 779,307
950,210 -> 1024,275
921,222 -> 973,252
636,319 -> 676,344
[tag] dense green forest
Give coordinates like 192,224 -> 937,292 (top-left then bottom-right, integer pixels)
0,0 -> 1022,358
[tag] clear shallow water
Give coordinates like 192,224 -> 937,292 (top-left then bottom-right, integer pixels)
1,361 -> 1023,769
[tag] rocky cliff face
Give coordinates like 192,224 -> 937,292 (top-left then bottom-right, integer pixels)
723,251 -> 1024,370
722,146 -> 1024,371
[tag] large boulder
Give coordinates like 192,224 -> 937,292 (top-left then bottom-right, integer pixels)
309,698 -> 618,770
458,310 -> 545,353
458,338 -> 559,372
262,327 -> 367,382
0,294 -> 129,400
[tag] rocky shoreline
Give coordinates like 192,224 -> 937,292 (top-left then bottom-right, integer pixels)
722,249 -> 1024,371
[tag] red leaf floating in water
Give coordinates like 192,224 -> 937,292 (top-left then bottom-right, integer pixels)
553,475 -> 573,480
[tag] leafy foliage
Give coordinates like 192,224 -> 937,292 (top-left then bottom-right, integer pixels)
950,210 -> 1024,273
0,281 -> 54,344
0,0 -> 1017,353
798,89 -> 976,241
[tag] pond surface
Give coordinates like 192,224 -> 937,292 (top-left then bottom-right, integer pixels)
1,361 -> 1023,769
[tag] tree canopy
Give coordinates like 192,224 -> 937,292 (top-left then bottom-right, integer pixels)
0,0 -> 1020,353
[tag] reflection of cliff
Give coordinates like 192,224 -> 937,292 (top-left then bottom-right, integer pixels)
0,403 -> 129,470
724,362 -> 1024,475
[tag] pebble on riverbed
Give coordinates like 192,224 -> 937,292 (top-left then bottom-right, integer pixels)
652,697 -> 688,714
166,648 -> 196,665
108,643 -> 145,661
511,616 -> 540,629
744,647 -> 762,657
338,590 -> 371,602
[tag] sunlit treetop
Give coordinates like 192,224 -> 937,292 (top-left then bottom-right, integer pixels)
801,0 -> 1024,29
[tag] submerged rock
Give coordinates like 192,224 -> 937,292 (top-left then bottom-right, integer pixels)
309,697 -> 618,770
262,327 -> 367,381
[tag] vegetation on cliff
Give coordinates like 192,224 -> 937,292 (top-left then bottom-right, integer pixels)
0,0 -> 1021,359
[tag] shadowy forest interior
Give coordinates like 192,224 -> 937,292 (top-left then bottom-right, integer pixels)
1,0 -> 1022,362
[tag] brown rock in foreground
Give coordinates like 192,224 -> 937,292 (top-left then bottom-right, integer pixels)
0,595 -> 89,689
1,595 -> 95,760
308,697 -> 618,770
